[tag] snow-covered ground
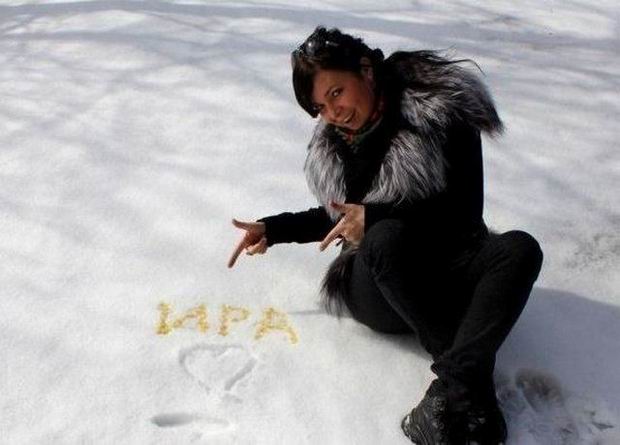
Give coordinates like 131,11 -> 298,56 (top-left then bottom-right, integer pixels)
1,1 -> 619,443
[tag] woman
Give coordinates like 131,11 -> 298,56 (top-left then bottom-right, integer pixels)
228,26 -> 543,445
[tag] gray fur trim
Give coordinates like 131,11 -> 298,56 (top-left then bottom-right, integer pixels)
399,69 -> 504,136
362,128 -> 447,206
303,121 -> 347,221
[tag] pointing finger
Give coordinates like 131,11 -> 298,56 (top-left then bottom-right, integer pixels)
228,237 -> 247,268
319,221 -> 344,251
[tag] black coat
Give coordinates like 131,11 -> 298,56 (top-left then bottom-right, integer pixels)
258,51 -> 503,311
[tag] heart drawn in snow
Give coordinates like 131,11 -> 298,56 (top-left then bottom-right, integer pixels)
179,343 -> 257,403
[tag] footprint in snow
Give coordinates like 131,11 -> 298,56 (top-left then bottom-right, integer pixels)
496,369 -> 616,445
151,412 -> 232,432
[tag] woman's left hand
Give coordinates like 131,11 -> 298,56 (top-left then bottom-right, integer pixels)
319,201 -> 365,251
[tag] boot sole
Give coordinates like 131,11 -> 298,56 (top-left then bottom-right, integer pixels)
401,413 -> 435,445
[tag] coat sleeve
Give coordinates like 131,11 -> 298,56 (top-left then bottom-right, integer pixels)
257,206 -> 335,246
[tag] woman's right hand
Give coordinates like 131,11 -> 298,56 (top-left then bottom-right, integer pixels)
228,218 -> 268,268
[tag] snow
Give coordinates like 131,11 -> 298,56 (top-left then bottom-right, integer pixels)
1,1 -> 619,444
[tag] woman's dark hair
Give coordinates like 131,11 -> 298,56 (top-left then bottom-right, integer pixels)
291,26 -> 385,117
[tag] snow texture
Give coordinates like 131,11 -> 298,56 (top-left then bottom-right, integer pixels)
1,1 -> 619,444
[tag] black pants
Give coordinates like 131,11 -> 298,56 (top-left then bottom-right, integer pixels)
344,219 -> 543,397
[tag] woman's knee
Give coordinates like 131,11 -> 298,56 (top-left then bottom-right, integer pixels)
501,230 -> 544,276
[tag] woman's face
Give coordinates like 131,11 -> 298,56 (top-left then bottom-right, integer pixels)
311,67 -> 375,131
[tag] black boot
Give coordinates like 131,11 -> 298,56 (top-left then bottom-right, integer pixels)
464,397 -> 507,445
401,380 -> 468,445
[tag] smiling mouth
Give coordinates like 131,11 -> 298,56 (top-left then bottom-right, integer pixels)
342,112 -> 354,125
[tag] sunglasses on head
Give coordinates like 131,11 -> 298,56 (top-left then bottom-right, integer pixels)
294,37 -> 339,59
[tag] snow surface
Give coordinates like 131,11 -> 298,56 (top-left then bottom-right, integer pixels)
1,1 -> 619,444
